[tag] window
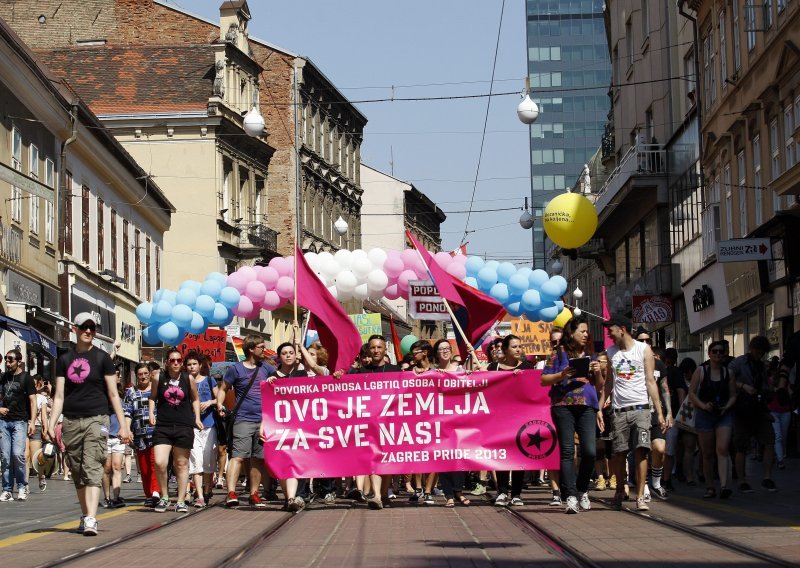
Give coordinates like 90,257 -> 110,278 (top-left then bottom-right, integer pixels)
703,176 -> 721,259
719,10 -> 727,90
134,229 -> 141,296
146,237 -> 151,299
628,230 -> 642,281
745,1 -> 756,51
29,145 -> 40,233
64,172 -> 73,254
778,0 -> 786,12
737,150 -> 747,236
770,118 -> 780,180
795,95 -> 800,159
44,158 -> 54,244
626,19 -> 633,68
764,0 -> 773,28
122,219 -> 129,288
82,185 -> 90,263
703,29 -> 717,108
685,50 -> 696,105
753,135 -> 762,225
642,0 -> 650,40
643,213 -> 659,270
615,242 -> 628,283
612,46 -> 619,86
732,0 -> 741,70
155,246 -> 161,291
111,210 -> 117,273
222,159 -> 232,222
97,198 -> 104,270
785,105 -> 796,169
724,163 -> 733,239
11,126 -> 22,223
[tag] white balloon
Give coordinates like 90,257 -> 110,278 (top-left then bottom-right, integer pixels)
366,269 -> 389,291
368,287 -> 384,301
337,288 -> 353,302
326,285 -> 338,300
351,257 -> 373,279
304,251 -> 319,271
353,283 -> 369,300
367,248 -> 387,269
335,270 -> 357,293
334,249 -> 353,270
351,249 -> 369,263
321,257 -> 340,278
317,251 -> 333,266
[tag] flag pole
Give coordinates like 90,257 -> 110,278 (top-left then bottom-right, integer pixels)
293,249 -> 299,324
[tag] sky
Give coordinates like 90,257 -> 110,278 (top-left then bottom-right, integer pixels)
181,0 -> 536,262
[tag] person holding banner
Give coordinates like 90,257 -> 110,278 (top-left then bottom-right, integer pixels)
346,335 -> 400,509
486,334 -> 536,506
541,316 -> 601,514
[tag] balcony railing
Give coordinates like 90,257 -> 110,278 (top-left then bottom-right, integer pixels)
594,143 -> 667,213
241,224 -> 278,253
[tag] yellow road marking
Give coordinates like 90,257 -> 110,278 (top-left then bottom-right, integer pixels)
0,507 -> 141,549
672,494 -> 800,531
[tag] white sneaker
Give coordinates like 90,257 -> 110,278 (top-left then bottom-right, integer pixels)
510,497 -> 524,506
565,496 -> 579,514
16,486 -> 28,501
0,491 -> 13,502
643,485 -> 651,503
494,492 -> 509,506
83,516 -> 98,536
579,492 -> 591,511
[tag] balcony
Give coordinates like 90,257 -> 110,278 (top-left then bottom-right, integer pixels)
594,143 -> 668,215
241,224 -> 278,253
607,263 -> 676,315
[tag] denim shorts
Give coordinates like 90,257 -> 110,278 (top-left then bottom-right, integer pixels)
694,408 -> 733,432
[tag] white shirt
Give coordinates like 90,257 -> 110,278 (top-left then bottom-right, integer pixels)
607,340 -> 649,408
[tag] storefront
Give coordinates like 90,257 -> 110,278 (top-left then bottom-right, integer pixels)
115,302 -> 141,386
70,283 -> 116,354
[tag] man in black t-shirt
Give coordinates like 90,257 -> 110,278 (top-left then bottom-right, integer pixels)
0,349 -> 37,502
346,335 -> 400,509
48,313 -> 131,536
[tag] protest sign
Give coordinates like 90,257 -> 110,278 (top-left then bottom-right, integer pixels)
261,369 -> 558,478
349,313 -> 383,343
510,319 -> 552,356
177,329 -> 227,362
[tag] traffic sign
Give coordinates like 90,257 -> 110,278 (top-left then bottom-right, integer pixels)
717,238 -> 771,263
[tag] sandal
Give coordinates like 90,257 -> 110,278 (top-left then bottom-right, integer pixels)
458,496 -> 471,506
445,498 -> 455,508
703,488 -> 716,499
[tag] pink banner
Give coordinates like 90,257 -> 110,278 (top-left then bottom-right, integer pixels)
260,370 -> 559,479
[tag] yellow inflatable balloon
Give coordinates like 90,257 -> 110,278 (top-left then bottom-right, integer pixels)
542,192 -> 598,249
552,307 -> 573,329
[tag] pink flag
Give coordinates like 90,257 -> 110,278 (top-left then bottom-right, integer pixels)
601,285 -> 613,349
295,246 -> 362,372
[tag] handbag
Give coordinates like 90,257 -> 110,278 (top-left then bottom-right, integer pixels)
674,397 -> 697,433
223,364 -> 263,455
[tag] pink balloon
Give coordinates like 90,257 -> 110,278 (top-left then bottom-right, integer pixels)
400,248 -> 419,268
414,266 -> 429,280
233,295 -> 254,317
398,269 -> 417,288
384,284 -> 400,300
256,266 -> 280,290
226,272 -> 248,293
275,276 -> 294,300
452,254 -> 468,266
245,280 -> 267,302
263,290 -> 282,311
238,265 -> 257,283
268,256 -> 284,271
446,262 -> 467,280
433,251 -> 453,269
383,256 -> 404,278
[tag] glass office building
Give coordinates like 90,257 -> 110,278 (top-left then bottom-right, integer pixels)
526,0 -> 610,268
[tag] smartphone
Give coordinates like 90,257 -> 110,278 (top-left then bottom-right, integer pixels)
568,357 -> 591,378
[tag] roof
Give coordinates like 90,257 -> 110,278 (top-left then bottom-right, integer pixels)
41,45 -> 216,114
0,17 -> 174,214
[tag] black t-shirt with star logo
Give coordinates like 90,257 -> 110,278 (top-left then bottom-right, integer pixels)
56,347 -> 115,418
0,371 -> 36,422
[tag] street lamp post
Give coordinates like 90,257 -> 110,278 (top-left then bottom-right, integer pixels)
517,77 -> 539,268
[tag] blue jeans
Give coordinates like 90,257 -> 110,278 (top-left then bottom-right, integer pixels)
551,405 -> 597,499
771,411 -> 791,461
0,420 -> 28,492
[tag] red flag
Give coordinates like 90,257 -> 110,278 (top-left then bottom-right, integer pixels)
389,315 -> 403,364
295,246 -> 362,372
405,230 -> 505,359
601,285 -> 613,349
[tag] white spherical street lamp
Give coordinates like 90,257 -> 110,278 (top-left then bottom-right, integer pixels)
517,93 -> 540,125
242,106 -> 265,137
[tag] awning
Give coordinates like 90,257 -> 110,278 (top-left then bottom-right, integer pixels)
0,314 -> 57,357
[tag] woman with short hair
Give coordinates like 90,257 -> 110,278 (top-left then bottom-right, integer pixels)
185,351 -> 218,509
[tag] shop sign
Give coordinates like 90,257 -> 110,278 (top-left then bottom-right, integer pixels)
632,295 -> 674,322
70,292 -> 116,336
691,285 -> 715,313
7,270 -> 42,306
115,305 -> 140,362
723,261 -> 762,309
718,238 -> 771,263
408,280 -> 450,321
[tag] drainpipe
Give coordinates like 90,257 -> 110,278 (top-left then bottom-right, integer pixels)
677,1 -> 704,195
57,104 -> 79,335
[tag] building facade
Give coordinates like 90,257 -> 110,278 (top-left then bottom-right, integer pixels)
526,0 -> 611,268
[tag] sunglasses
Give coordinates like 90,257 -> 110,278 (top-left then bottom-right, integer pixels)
78,323 -> 97,332
168,358 -> 183,364
4,356 -> 17,362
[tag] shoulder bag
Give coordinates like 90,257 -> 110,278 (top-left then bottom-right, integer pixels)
223,365 -> 262,455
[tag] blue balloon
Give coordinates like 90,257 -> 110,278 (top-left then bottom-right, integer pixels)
195,295 -> 216,318
508,273 -> 529,296
153,289 -> 166,303
156,321 -> 181,345
464,276 -> 478,289
465,256 -> 485,278
179,280 -> 195,290
497,262 -> 517,284
218,286 -> 241,309
207,272 -> 228,285
171,304 -> 193,328
484,260 -> 500,272
135,302 -> 153,325
221,311 -> 235,327
506,301 -> 523,317
161,290 -> 177,306
521,289 -> 542,312
524,309 -> 540,322
549,275 -> 568,296
199,280 -> 222,300
516,267 -> 533,280
539,305 -> 560,322
541,279 -> 563,299
554,300 -> 565,312
175,288 -> 198,309
152,300 -> 173,323
476,266 -> 498,291
142,325 -> 160,346
208,303 -> 229,325
529,269 -> 549,289
188,311 -> 207,334
489,283 -> 510,305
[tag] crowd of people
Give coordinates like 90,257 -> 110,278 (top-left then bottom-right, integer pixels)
1,311 -> 797,535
